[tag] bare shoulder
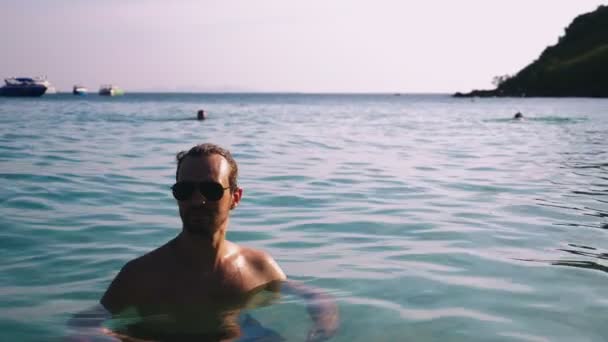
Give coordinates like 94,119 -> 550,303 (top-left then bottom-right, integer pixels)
100,243 -> 173,313
131,242 -> 174,270
117,242 -> 173,278
236,244 -> 286,282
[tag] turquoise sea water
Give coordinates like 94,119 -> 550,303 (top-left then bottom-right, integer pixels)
1,93 -> 607,341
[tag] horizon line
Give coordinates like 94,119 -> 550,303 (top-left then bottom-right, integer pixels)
47,90 -> 454,95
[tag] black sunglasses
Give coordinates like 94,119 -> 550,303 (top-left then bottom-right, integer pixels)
171,181 -> 230,201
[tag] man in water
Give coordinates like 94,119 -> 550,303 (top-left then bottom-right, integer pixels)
71,143 -> 338,341
513,112 -> 524,120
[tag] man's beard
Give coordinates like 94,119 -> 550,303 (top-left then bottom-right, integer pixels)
181,208 -> 227,239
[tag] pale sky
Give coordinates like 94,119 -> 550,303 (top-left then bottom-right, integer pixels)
1,0 -> 606,93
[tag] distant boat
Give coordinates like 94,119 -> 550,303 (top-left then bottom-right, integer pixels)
99,84 -> 124,96
0,77 -> 47,97
34,77 -> 56,94
73,85 -> 88,95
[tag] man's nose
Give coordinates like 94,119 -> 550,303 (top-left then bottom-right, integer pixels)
190,188 -> 207,204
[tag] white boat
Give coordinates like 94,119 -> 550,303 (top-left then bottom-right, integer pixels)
99,84 -> 124,96
73,85 -> 88,95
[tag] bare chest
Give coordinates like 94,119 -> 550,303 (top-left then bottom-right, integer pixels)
135,264 -> 264,311
127,266 -> 263,335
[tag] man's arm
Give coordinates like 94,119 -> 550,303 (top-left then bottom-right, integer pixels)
66,304 -> 116,342
254,251 -> 339,341
67,305 -> 151,342
67,263 -> 140,342
100,262 -> 138,314
279,280 -> 339,342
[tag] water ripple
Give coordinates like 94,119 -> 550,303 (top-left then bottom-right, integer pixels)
1,95 -> 608,341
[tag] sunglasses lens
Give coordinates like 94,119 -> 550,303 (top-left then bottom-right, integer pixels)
172,182 -> 227,201
200,182 -> 225,201
172,182 -> 195,201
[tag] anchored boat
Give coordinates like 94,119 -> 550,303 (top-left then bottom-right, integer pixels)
34,77 -> 57,94
99,84 -> 124,96
73,85 -> 88,95
0,77 -> 47,97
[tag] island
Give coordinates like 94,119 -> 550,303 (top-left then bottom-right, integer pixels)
454,5 -> 608,98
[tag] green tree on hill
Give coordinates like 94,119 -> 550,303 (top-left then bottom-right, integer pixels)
456,5 -> 608,98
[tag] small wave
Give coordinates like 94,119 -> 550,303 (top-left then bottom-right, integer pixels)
484,116 -> 587,124
342,297 -> 510,322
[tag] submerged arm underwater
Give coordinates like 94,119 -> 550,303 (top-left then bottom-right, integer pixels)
277,280 -> 340,342
66,304 -> 119,341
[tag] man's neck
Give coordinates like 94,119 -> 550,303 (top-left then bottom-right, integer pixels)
174,229 -> 230,271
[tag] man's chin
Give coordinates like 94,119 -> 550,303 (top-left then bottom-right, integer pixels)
184,223 -> 215,238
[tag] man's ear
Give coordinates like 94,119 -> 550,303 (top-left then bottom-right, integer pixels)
230,187 -> 243,209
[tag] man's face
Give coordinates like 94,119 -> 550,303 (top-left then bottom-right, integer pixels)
176,154 -> 241,238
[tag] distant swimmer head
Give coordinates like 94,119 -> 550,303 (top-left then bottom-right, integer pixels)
513,112 -> 524,120
197,110 -> 207,120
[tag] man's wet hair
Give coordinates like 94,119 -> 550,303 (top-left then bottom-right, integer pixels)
175,143 -> 238,191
